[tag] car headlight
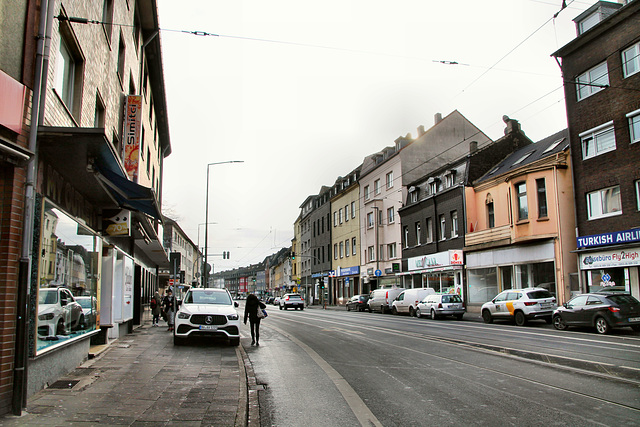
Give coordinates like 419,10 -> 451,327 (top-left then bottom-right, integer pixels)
177,312 -> 190,319
227,314 -> 239,320
39,313 -> 54,321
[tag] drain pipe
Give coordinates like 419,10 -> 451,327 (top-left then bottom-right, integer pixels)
13,0 -> 55,415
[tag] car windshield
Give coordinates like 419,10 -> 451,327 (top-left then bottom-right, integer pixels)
38,290 -> 58,304
608,295 -> 639,305
442,295 -> 462,303
527,290 -> 553,300
185,291 -> 232,305
77,298 -> 93,309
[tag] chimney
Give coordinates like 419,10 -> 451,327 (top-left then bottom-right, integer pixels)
417,125 -> 425,137
434,113 -> 443,124
469,141 -> 478,154
502,115 -> 521,135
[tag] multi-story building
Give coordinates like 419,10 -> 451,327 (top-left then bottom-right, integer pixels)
162,217 -> 201,292
310,186 -> 332,302
359,111 -> 492,291
330,166 -> 362,303
464,127 -> 577,309
552,0 -> 640,298
0,0 -> 172,414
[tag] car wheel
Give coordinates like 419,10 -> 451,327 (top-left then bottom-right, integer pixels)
229,338 -> 240,346
279,305 -> 283,310
300,306 -> 304,311
430,309 -> 437,320
56,319 -> 66,335
595,316 -> 611,334
284,306 -> 288,310
409,307 -> 415,317
482,310 -> 493,324
631,325 -> 640,332
416,308 -> 422,318
368,306 -> 372,313
514,311 -> 527,326
553,315 -> 567,331
455,314 -> 464,321
392,307 -> 398,315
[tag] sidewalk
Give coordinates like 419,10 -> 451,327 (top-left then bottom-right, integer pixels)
0,319 -> 256,427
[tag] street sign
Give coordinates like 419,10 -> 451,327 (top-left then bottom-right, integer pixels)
375,269 -> 382,277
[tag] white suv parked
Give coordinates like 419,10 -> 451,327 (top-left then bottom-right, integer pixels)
481,287 -> 556,326
280,293 -> 304,310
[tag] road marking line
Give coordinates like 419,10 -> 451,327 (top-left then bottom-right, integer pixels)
268,324 -> 382,427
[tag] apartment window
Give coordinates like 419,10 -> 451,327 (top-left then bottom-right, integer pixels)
628,110 -> 640,144
439,215 -> 446,241
378,209 -> 383,226
415,222 -> 421,245
403,226 -> 409,248
386,171 -> 394,189
345,239 -> 350,257
445,171 -> 455,188
388,243 -> 396,259
339,241 -> 344,258
387,207 -> 395,224
345,205 -> 349,221
410,191 -> 418,203
429,182 -> 437,195
367,212 -> 374,228
339,208 -> 343,224
516,182 -> 528,221
351,201 -> 356,218
367,246 -> 375,262
94,92 -> 105,127
333,211 -> 337,227
379,245 -> 385,261
587,186 -> 622,220
55,37 -> 78,111
636,180 -> 640,211
352,237 -> 357,256
426,217 -> 433,243
374,179 -> 381,195
102,0 -> 114,43
451,211 -> 458,238
487,195 -> 495,228
576,62 -> 609,101
622,42 -> 640,78
117,34 -> 126,84
334,244 -> 338,260
536,178 -> 548,218
580,123 -> 616,159
364,185 -> 370,200
578,12 -> 600,34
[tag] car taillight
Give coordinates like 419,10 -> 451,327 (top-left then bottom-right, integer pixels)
524,302 -> 537,306
285,296 -> 290,301
608,306 -> 620,313
438,303 -> 443,309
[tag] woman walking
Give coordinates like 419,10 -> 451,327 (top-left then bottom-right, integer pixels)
163,289 -> 175,331
244,294 -> 266,346
151,291 -> 162,326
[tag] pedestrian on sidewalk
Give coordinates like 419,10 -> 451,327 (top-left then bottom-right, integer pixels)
244,294 -> 266,346
151,291 -> 162,326
163,288 -> 175,331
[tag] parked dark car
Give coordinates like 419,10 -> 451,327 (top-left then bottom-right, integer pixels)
346,295 -> 369,312
552,292 -> 640,334
266,297 -> 275,304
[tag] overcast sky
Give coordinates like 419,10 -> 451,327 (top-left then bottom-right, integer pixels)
156,0 -> 593,273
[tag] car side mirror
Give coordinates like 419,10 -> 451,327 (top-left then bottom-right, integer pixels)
234,302 -> 239,308
563,303 -> 568,308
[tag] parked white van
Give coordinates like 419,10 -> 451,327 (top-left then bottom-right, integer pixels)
391,288 -> 436,316
368,287 -> 405,314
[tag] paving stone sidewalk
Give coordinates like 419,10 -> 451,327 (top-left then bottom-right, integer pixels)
0,321 -> 252,426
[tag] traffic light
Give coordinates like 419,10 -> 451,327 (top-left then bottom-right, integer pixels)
222,251 -> 230,259
291,251 -> 295,260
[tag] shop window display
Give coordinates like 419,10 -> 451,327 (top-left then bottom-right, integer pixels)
36,203 -> 101,353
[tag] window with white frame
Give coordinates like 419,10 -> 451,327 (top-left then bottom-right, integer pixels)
451,211 -> 458,238
333,211 -> 337,227
339,208 -> 343,224
628,109 -> 640,144
580,123 -> 616,159
622,42 -> 640,78
410,191 -> 418,203
576,62 -> 609,101
445,171 -> 455,188
386,171 -> 394,189
367,246 -> 375,262
351,201 -> 356,218
55,37 -> 78,111
636,180 -> 640,211
345,239 -> 350,257
352,237 -> 357,256
364,185 -> 370,200
339,241 -> 344,258
439,215 -> 446,240
403,226 -> 409,248
429,181 -> 437,195
387,207 -> 395,224
374,179 -> 381,195
415,222 -> 421,245
388,243 -> 396,259
379,245 -> 385,261
516,182 -> 528,221
334,244 -> 338,260
345,205 -> 349,221
587,186 -> 622,220
426,217 -> 433,243
367,212 -> 374,228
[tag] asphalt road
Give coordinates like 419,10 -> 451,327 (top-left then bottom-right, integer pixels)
240,303 -> 640,426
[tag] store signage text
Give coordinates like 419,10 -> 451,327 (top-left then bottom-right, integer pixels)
123,95 -> 142,182
581,248 -> 640,269
577,229 -> 640,248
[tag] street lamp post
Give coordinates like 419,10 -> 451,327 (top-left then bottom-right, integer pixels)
203,161 -> 243,287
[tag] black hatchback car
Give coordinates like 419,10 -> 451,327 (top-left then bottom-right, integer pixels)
346,295 -> 370,312
552,292 -> 640,334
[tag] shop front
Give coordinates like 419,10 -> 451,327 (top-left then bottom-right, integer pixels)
399,250 -> 464,296
332,266 -> 360,304
576,229 -> 640,297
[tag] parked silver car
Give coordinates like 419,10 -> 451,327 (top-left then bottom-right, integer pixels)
37,288 -> 85,336
481,287 -> 556,326
417,294 -> 465,320
280,293 -> 304,310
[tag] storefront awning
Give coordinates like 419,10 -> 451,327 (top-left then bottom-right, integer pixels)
37,127 -> 162,220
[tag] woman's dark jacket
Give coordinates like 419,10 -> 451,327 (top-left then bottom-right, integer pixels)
244,295 -> 266,323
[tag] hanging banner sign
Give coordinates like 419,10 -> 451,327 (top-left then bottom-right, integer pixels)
123,95 -> 142,182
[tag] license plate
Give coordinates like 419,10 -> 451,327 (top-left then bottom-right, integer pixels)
448,305 -> 459,309
540,303 -> 552,309
200,325 -> 217,331
629,317 -> 640,322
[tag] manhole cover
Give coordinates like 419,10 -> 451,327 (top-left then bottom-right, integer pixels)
48,380 -> 79,389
